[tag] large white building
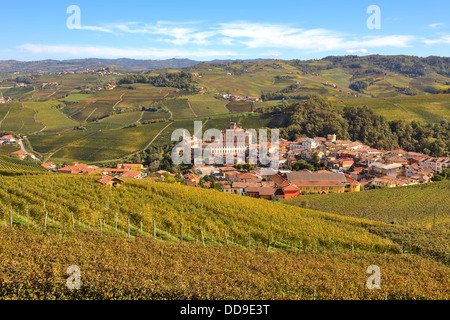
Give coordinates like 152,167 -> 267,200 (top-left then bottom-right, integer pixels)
178,122 -> 254,165
205,122 -> 253,163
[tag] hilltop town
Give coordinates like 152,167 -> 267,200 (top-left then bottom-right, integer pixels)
3,120 -> 448,201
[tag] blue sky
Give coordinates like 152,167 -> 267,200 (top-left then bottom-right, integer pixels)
1,0 -> 449,61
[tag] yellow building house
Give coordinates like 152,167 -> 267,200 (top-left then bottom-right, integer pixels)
286,170 -> 361,194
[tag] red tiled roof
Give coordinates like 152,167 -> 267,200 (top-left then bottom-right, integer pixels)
282,184 -> 299,191
292,180 -> 344,186
120,170 -> 142,179
97,175 -> 124,184
237,173 -> 256,180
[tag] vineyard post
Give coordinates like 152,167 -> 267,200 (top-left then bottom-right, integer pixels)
153,220 -> 156,238
71,212 -> 75,230
315,241 -> 317,253
44,211 -> 48,229
351,241 -> 354,253
99,218 -> 103,235
140,221 -> 143,233
224,231 -> 228,245
127,218 -> 130,238
433,204 -> 436,229
248,232 -> 251,250
9,208 -> 13,227
200,227 -> 205,246
115,208 -> 119,232
273,232 -> 278,249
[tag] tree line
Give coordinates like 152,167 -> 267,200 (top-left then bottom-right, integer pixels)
278,97 -> 449,156
118,71 -> 197,92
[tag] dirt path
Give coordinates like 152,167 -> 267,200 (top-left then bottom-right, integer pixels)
0,108 -> 10,129
43,131 -> 97,162
85,108 -> 98,122
32,110 -> 47,134
94,121 -> 174,164
18,139 -> 27,152
45,91 -> 57,99
187,101 -> 198,117
136,111 -> 145,123
144,121 -> 174,150
113,93 -> 124,111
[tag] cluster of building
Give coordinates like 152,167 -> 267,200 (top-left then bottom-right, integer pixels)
214,93 -> 260,102
280,135 -> 448,189
1,135 -> 38,160
322,82 -> 337,88
175,122 -> 448,199
41,82 -> 59,87
56,68 -> 123,76
45,162 -> 148,180
174,165 -> 359,200
0,135 -> 16,144
0,96 -> 13,104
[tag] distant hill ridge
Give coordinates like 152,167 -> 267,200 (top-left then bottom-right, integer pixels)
0,58 -> 275,73
1,55 -> 448,75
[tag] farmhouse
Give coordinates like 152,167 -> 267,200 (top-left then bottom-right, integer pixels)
57,162 -> 100,175
97,175 -> 124,187
0,135 -> 16,143
41,162 -> 57,170
120,170 -> 144,179
9,150 -> 37,160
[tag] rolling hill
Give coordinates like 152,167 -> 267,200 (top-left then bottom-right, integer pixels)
284,180 -> 450,228
0,172 -> 448,299
0,55 -> 449,163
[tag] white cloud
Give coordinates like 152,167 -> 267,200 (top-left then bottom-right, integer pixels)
18,44 -> 236,59
428,22 -> 446,28
69,20 -> 417,52
423,35 -> 450,45
215,22 -> 415,51
92,21 -> 218,45
76,26 -> 113,33
346,49 -> 368,54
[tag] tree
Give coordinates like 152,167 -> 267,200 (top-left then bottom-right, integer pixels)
312,153 -> 320,169
439,169 -> 450,179
431,175 -> 444,182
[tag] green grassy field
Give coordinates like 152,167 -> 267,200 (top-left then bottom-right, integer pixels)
0,155 -> 46,175
226,101 -> 254,113
0,102 -> 44,133
26,101 -> 78,132
284,180 -> 450,228
186,94 -> 230,116
45,121 -> 170,162
338,94 -> 450,123
0,144 -> 19,156
60,93 -> 93,102
164,98 -> 195,119
97,111 -> 143,128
